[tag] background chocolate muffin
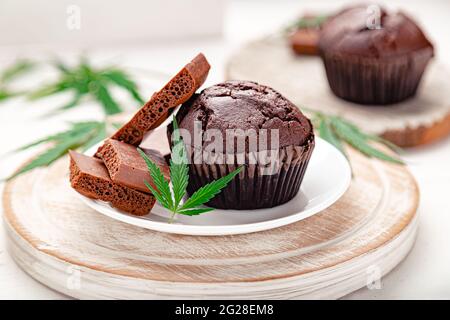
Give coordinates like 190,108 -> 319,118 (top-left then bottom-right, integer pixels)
172,80 -> 315,210
319,5 -> 434,105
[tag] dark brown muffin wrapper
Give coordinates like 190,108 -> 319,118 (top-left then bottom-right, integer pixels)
186,136 -> 315,210
320,47 -> 433,105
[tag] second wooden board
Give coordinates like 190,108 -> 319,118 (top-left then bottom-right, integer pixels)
226,35 -> 450,147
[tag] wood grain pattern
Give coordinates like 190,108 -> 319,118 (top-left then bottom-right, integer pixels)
2,147 -> 419,299
226,35 -> 450,147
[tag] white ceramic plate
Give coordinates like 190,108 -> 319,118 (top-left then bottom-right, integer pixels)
79,137 -> 351,236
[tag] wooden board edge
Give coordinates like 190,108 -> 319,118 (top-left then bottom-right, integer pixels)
381,111 -> 450,147
3,206 -> 420,299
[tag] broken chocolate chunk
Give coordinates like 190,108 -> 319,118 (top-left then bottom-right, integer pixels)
96,139 -> 170,193
69,150 -> 155,216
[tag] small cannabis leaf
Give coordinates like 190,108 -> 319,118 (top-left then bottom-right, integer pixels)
309,110 -> 404,165
0,59 -> 35,102
6,121 -> 108,180
285,14 -> 328,33
138,116 -> 242,221
0,90 -> 17,102
169,115 -> 189,210
0,59 -> 35,84
28,58 -> 145,115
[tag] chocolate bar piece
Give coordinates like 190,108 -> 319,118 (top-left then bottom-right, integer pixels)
69,151 -> 155,216
109,53 -> 210,146
289,14 -> 328,56
97,139 -> 170,193
290,28 -> 321,55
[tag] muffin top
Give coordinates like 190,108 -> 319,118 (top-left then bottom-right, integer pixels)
319,5 -> 434,58
177,81 -> 313,150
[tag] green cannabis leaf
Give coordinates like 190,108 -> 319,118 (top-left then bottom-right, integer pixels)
170,115 -> 189,209
0,90 -> 16,102
6,121 -> 108,180
285,14 -> 328,33
0,59 -> 35,84
28,58 -> 145,115
0,59 -> 35,102
308,110 -> 404,165
138,116 -> 242,221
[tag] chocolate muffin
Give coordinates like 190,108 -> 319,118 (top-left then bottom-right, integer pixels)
318,5 -> 434,105
171,80 -> 315,210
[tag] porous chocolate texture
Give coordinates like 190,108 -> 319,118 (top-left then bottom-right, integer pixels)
69,151 -> 155,216
97,139 -> 170,193
108,53 -> 210,146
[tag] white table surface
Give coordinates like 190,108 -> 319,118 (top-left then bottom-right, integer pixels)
1,0 -> 450,299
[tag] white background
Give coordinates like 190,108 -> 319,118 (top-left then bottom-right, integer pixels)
0,0 -> 449,299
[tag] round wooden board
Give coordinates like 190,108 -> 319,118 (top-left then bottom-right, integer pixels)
2,147 -> 419,299
226,35 -> 450,147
